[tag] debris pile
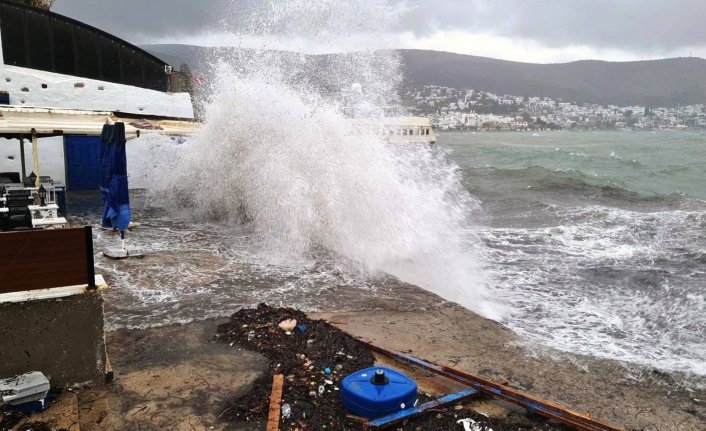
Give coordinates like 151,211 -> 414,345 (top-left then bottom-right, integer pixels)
216,304 -> 375,429
216,304 -> 570,431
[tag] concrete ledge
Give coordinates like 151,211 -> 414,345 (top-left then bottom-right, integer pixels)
0,281 -> 107,388
0,275 -> 106,304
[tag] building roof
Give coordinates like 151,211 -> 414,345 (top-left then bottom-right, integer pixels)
0,106 -> 201,138
0,0 -> 170,68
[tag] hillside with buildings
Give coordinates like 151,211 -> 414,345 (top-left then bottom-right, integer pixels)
143,45 -> 706,130
399,50 -> 706,107
406,85 -> 705,131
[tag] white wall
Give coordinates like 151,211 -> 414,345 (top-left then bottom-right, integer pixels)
1,134 -> 187,190
0,65 -> 194,119
0,137 -> 65,184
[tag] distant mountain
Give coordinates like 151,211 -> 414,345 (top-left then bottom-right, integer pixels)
143,44 -> 706,107
398,50 -> 706,107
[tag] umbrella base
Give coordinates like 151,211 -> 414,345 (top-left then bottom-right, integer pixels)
103,246 -> 145,259
98,222 -> 140,231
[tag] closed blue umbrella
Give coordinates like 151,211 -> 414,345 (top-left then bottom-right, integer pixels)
100,122 -> 131,233
98,124 -> 113,228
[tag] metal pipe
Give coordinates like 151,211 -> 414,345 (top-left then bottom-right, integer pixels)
364,388 -> 478,429
357,338 -> 625,431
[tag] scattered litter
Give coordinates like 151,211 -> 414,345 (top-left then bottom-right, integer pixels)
295,324 -> 308,333
278,319 -> 297,332
0,372 -> 50,413
324,367 -> 332,374
281,403 -> 291,419
457,418 -> 480,431
458,417 -> 495,431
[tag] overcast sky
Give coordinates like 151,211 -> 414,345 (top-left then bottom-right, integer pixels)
52,0 -> 706,63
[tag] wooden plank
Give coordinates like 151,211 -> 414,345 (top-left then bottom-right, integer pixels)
266,374 -> 284,431
365,388 -> 478,429
0,227 -> 91,294
104,349 -> 114,383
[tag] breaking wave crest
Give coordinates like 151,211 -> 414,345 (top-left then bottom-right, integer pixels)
148,0 -> 499,318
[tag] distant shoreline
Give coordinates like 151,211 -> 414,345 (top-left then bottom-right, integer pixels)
435,128 -> 702,133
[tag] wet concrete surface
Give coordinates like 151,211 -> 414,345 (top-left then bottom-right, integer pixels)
64,305 -> 706,431
75,319 -> 267,431
312,305 -> 706,431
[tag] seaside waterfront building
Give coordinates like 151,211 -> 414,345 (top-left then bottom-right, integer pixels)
406,83 -> 705,131
0,0 -> 196,190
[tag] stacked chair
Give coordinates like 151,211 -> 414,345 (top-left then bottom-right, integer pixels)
3,188 -> 33,231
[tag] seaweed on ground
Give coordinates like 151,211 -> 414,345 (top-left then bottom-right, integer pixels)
216,304 -> 571,431
216,303 -> 375,429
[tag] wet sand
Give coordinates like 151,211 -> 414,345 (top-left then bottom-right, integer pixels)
55,303 -> 704,431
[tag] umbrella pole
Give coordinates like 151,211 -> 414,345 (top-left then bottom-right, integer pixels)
19,136 -> 27,182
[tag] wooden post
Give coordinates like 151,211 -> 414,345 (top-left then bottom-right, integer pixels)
85,226 -> 96,289
266,374 -> 284,431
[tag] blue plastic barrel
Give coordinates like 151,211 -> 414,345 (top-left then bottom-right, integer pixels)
341,367 -> 417,419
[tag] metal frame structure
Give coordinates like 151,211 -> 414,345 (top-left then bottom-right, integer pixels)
358,337 -> 626,431
364,388 -> 479,429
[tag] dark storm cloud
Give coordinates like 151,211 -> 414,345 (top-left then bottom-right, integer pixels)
52,0 -> 706,53
399,0 -> 706,52
52,0 -> 249,42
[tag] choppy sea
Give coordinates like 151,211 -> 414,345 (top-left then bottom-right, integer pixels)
71,130 -> 705,378
446,131 -> 705,376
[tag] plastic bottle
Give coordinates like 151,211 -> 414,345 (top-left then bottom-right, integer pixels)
281,403 -> 291,419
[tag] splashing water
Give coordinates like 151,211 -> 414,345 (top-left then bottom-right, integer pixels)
148,0 -> 500,318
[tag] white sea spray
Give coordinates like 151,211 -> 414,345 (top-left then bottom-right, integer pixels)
147,0 -> 501,318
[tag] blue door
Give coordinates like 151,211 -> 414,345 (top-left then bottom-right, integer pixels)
64,136 -> 101,190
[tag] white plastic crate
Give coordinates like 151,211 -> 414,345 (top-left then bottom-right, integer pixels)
0,371 -> 50,405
